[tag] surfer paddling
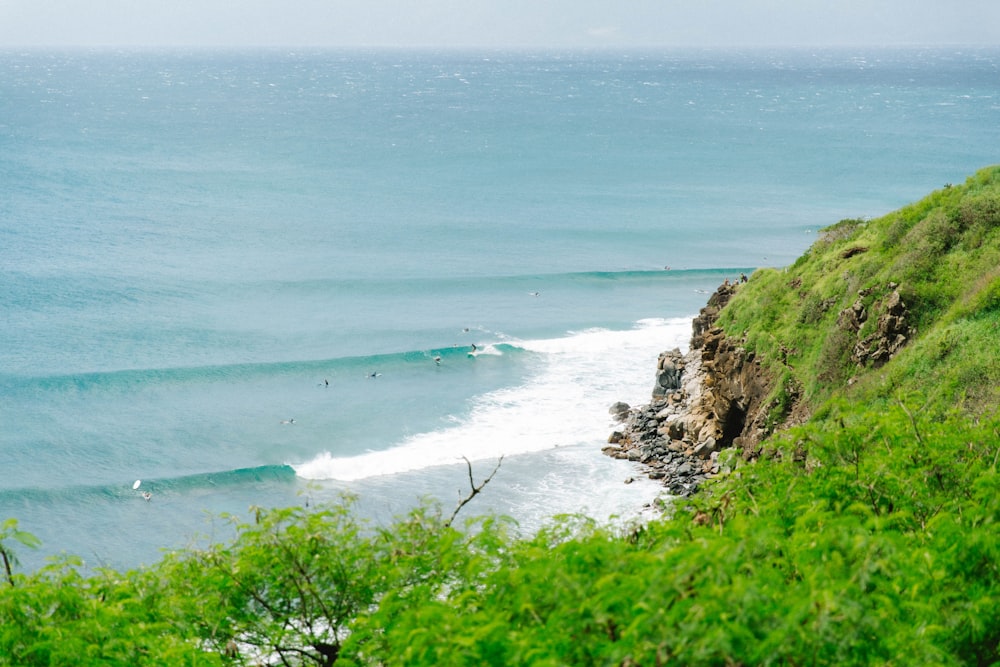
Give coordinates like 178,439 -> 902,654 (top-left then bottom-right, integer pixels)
133,480 -> 151,501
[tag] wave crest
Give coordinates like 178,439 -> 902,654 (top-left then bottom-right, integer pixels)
294,317 -> 692,481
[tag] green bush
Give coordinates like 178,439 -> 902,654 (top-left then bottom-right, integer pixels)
2,410 -> 999,666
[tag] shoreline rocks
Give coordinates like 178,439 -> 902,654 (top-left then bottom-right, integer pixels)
603,280 -> 757,497
603,347 -> 717,497
604,276 -> 916,497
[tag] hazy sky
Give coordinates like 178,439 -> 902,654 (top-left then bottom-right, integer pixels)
1,0 -> 999,49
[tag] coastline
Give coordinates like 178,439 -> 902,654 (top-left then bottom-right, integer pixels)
602,281 -> 746,499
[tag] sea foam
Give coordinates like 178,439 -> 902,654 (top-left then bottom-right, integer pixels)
293,317 -> 692,481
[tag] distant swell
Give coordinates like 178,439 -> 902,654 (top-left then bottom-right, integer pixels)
0,465 -> 297,506
0,343 -> 523,395
239,267 -> 743,292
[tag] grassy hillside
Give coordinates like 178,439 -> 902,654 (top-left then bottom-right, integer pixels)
718,164 -> 1000,421
2,168 -> 999,666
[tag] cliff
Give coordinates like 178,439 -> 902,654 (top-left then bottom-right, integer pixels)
607,164 -> 1000,490
603,281 -> 775,493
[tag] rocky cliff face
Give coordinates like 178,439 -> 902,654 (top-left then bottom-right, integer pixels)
604,282 -> 784,491
677,282 -> 778,460
605,277 -> 917,488
837,284 -> 914,368
603,282 -> 773,495
686,304 -> 774,458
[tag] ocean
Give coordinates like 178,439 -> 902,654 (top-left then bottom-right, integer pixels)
2,47 -> 998,571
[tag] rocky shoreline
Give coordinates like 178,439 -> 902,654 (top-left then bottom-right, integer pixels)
603,347 -> 716,498
602,280 -> 755,498
603,272 -> 918,499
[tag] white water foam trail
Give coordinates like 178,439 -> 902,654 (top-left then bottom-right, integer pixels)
294,317 -> 692,482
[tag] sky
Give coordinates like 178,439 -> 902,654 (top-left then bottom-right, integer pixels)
1,0 -> 999,49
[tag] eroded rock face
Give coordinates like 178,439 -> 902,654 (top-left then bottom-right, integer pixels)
691,282 -> 736,350
606,279 -> 916,489
682,283 -> 777,460
603,282 -> 776,494
839,286 -> 913,367
652,348 -> 685,398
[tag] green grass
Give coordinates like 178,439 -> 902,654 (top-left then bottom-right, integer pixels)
716,164 -> 1000,419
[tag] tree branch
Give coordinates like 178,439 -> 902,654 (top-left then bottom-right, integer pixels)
445,456 -> 503,528
1,547 -> 13,587
897,397 -> 924,446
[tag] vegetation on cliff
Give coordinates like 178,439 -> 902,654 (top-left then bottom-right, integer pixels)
2,167 -> 999,665
719,164 -> 1000,424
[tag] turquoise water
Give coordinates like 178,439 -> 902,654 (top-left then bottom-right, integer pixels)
2,47 -> 998,570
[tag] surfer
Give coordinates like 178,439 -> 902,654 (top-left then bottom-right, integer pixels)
368,372 -> 382,378
141,491 -> 152,502
280,418 -> 295,425
434,355 -> 442,365
529,291 -> 540,297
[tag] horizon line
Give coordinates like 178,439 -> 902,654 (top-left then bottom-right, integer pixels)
3,41 -> 998,52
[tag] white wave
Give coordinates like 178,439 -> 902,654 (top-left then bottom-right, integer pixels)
293,317 -> 692,482
467,342 -> 503,357
484,443 -> 666,533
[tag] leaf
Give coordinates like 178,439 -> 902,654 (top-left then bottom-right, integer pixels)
12,531 -> 41,550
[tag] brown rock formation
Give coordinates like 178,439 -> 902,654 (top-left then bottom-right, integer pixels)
681,283 -> 775,460
838,285 -> 913,367
604,281 -> 777,493
607,278 -> 915,487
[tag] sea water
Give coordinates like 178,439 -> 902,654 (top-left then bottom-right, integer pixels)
2,47 -> 998,571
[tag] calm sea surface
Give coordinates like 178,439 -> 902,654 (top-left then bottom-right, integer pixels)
2,47 -> 998,570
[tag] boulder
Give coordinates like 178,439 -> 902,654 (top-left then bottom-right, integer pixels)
609,401 -> 631,422
652,349 -> 684,396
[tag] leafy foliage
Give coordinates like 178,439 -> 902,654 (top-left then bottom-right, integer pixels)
3,410 -> 1000,665
0,518 -> 40,587
0,555 -> 219,666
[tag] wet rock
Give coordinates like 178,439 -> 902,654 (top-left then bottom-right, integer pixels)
652,349 -> 684,397
609,401 -> 631,422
